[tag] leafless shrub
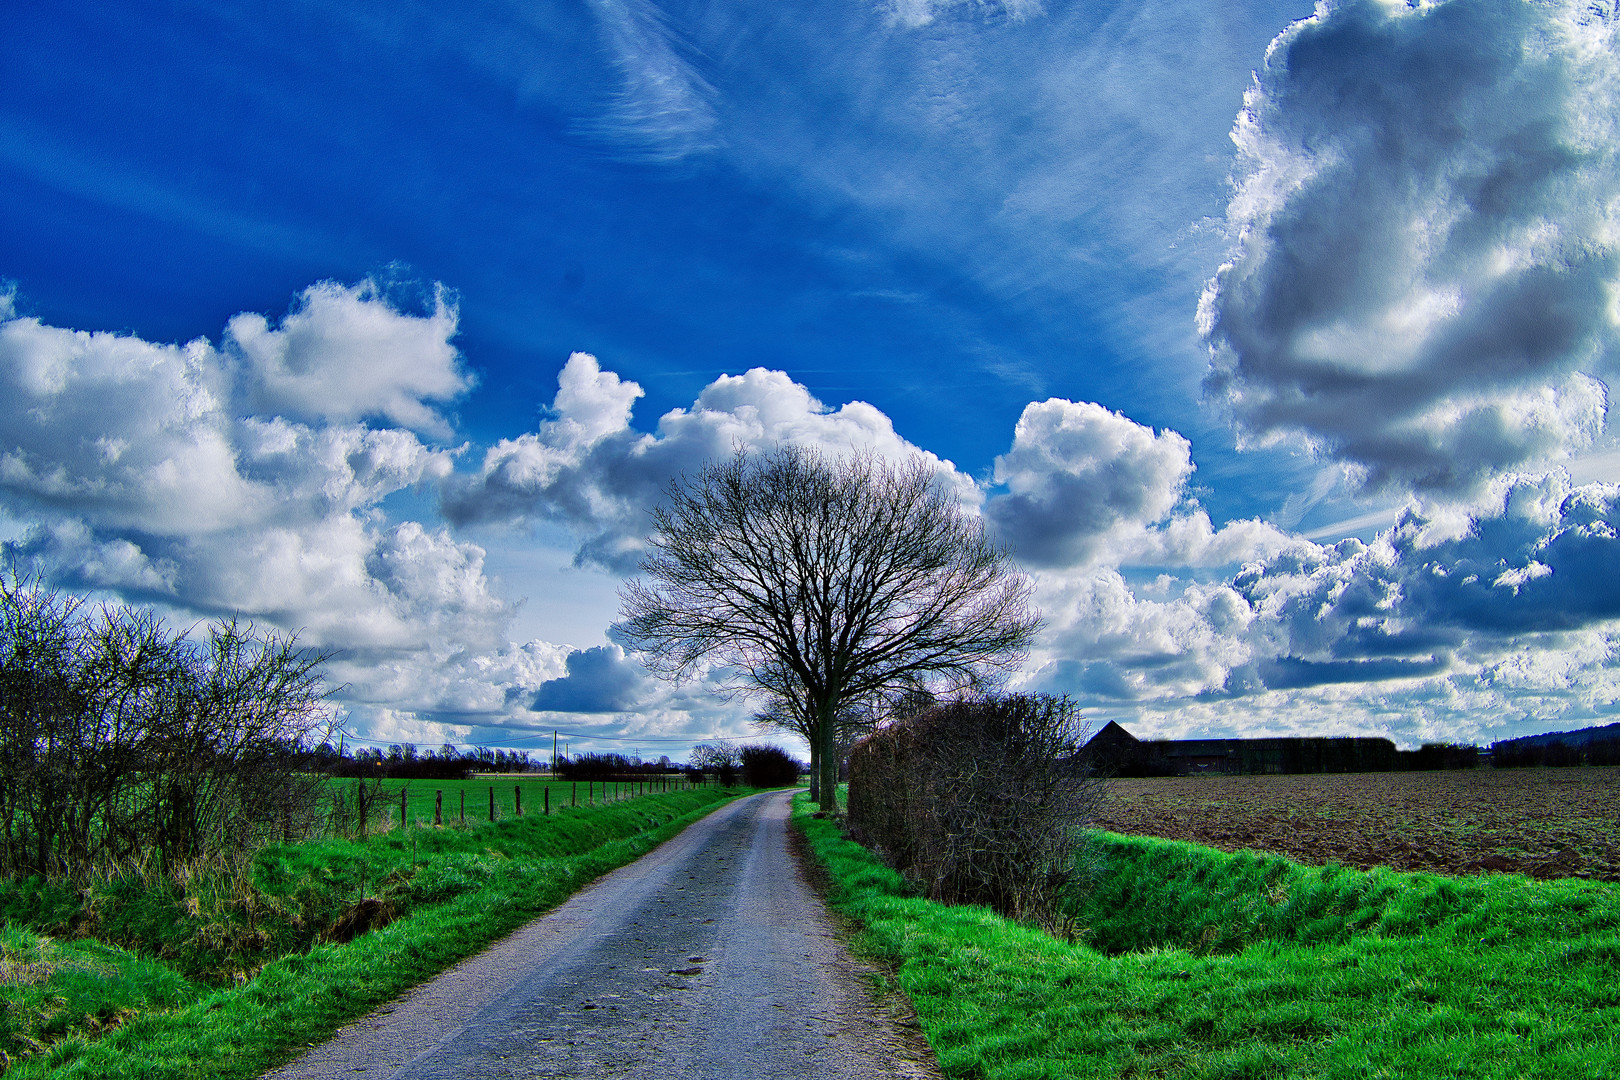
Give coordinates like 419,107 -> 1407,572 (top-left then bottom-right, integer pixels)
847,694 -> 1106,925
690,741 -> 740,786
0,573 -> 335,882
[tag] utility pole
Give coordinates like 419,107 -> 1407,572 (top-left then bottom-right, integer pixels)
553,729 -> 559,775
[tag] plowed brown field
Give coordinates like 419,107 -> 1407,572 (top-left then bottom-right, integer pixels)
1093,767 -> 1620,882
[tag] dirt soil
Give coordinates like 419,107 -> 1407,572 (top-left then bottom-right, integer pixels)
262,789 -> 940,1080
1094,767 -> 1620,883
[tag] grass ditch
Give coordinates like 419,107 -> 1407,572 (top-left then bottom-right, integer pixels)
0,786 -> 749,1078
794,792 -> 1620,1079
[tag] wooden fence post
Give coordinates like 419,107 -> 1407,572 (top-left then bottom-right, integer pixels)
489,786 -> 495,822
435,790 -> 443,826
544,787 -> 550,815
400,786 -> 408,831
515,785 -> 523,817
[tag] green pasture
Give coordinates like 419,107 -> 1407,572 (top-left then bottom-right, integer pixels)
0,785 -> 748,1079
796,792 -> 1620,1079
331,773 -> 699,832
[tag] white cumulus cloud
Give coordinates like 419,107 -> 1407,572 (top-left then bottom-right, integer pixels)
0,284 -> 570,744
228,280 -> 471,438
985,397 -> 1295,569
443,353 -> 975,571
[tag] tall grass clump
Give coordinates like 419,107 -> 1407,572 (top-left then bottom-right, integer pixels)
797,793 -> 1620,1079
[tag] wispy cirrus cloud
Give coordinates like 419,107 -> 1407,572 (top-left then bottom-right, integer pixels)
578,0 -> 722,162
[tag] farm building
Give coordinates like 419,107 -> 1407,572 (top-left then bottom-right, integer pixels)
1083,722 -> 1400,776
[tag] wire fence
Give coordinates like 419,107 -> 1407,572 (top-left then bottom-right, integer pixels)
331,773 -> 719,837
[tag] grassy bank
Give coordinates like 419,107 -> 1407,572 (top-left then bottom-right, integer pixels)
795,793 -> 1620,1079
0,786 -> 748,1079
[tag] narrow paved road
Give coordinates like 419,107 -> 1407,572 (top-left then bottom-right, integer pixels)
264,790 -> 940,1080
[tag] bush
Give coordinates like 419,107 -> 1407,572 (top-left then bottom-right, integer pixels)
739,744 -> 801,788
0,574 -> 333,882
847,694 -> 1105,924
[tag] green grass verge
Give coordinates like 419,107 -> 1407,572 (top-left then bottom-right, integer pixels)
1,786 -> 749,1079
794,793 -> 1620,1079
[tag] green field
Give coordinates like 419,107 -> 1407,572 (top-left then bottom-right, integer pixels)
335,773 -> 700,832
0,785 -> 746,1079
795,792 -> 1620,1079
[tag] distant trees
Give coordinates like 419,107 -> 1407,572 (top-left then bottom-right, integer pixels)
1492,737 -> 1620,768
739,744 -> 801,788
331,743 -> 535,779
0,574 -> 334,881
553,752 -> 665,780
618,447 -> 1040,811
690,741 -> 741,785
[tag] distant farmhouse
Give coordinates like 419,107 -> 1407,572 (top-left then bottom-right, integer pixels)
1082,721 -> 1475,776
1085,719 -> 1620,775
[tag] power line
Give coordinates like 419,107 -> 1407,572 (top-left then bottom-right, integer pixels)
333,728 -> 769,749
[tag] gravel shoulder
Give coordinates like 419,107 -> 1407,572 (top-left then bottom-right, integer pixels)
263,789 -> 941,1080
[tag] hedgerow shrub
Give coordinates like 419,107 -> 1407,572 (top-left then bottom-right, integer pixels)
846,694 -> 1104,923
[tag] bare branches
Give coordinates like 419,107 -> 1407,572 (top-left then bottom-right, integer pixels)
0,572 -> 335,881
847,695 -> 1105,925
616,445 -> 1041,810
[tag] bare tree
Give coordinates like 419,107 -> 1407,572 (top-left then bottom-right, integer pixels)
617,446 -> 1040,811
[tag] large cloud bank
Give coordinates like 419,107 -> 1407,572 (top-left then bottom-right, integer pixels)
1201,0 -> 1620,496
7,267 -> 1620,749
1030,470 -> 1620,743
0,282 -> 572,742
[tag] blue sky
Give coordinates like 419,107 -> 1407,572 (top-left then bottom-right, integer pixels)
4,0 -> 1619,758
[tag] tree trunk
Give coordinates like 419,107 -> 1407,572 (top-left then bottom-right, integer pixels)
817,697 -> 839,812
807,739 -> 820,804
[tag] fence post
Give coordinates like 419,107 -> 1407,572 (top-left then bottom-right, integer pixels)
400,786 -> 408,831
489,786 -> 495,822
544,786 -> 550,815
435,790 -> 443,826
515,785 -> 523,817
